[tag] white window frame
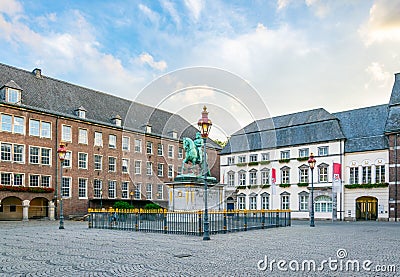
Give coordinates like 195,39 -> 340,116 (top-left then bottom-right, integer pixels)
78,152 -> 88,169
108,156 -> 117,172
134,160 -> 141,175
108,180 -> 116,199
94,155 -> 102,171
61,125 -> 72,142
134,139 -> 142,153
78,178 -> 88,199
94,132 -> 103,147
78,128 -> 88,144
122,136 -> 130,151
109,134 -> 117,149
122,158 -> 129,174
168,145 -> 174,158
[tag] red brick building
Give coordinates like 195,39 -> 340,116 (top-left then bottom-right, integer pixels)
0,63 -> 220,220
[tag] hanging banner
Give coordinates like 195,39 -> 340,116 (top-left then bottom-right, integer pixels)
271,168 -> 276,195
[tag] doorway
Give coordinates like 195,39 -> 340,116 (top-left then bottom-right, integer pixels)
356,196 -> 378,221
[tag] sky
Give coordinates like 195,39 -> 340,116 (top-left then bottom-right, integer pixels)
0,0 -> 400,140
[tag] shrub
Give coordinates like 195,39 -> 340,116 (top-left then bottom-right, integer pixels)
144,203 -> 161,210
113,201 -> 133,210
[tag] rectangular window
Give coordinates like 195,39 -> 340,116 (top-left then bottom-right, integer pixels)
135,184 -> 141,199
109,134 -> 117,149
41,122 -> 51,138
13,144 -> 24,163
261,195 -> 269,210
29,174 -> 40,187
168,145 -> 174,158
134,139 -> 141,153
122,159 -> 129,173
319,167 -> 328,183
134,160 -> 141,175
349,167 -> 359,184
1,143 -> 11,161
362,166 -> 372,184
146,161 -> 153,175
249,171 -> 257,185
238,196 -> 246,210
94,179 -> 102,198
122,136 -> 130,151
177,166 -> 183,175
281,195 -> 290,210
261,153 -> 270,161
238,156 -> 246,163
41,176 -> 51,187
1,173 -> 12,185
299,194 -> 309,211
261,170 -> 270,184
318,146 -> 329,156
376,165 -> 385,183
41,148 -> 51,165
29,119 -> 40,136
281,169 -> 290,184
108,181 -> 116,199
168,165 -> 173,178
157,184 -> 163,200
249,196 -> 257,210
146,183 -> 152,200
178,147 -> 183,159
299,148 -> 309,158
250,154 -> 258,162
108,157 -> 116,172
228,173 -> 235,186
280,150 -> 290,160
14,174 -> 24,186
157,143 -> 163,156
78,128 -> 88,144
62,125 -> 72,142
157,163 -> 164,177
63,151 -> 72,168
94,132 -> 103,146
146,141 -> 153,154
227,157 -> 235,165
29,147 -> 40,164
299,168 -> 308,183
121,182 -> 129,199
78,153 -> 88,169
1,114 -> 12,132
7,88 -> 20,103
94,155 -> 102,170
13,116 -> 24,134
239,172 -> 246,186
78,178 -> 88,198
61,177 -> 71,197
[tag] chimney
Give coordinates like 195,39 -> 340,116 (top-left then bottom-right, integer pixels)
32,68 -> 42,78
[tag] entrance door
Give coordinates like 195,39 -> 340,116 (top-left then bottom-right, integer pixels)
356,196 -> 378,221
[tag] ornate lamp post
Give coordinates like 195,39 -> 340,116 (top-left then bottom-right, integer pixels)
308,153 -> 316,227
57,143 -> 67,229
130,191 -> 134,207
198,106 -> 212,241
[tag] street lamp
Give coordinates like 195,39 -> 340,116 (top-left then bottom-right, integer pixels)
130,191 -> 134,207
308,153 -> 316,227
198,106 -> 212,241
57,143 -> 67,229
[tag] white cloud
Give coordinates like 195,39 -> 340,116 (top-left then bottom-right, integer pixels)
277,0 -> 290,11
161,1 -> 181,28
138,3 -> 160,25
139,52 -> 167,71
365,62 -> 391,88
305,0 -> 329,18
0,0 -> 22,16
360,0 -> 400,45
184,0 -> 203,21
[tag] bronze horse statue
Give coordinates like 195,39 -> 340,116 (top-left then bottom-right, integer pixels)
182,137 -> 203,173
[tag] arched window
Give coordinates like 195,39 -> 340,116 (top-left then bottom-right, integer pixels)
315,195 -> 332,212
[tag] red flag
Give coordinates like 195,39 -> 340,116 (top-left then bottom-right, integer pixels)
333,163 -> 341,178
271,168 -> 276,184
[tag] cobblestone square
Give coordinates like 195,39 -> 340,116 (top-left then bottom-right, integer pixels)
0,220 -> 399,276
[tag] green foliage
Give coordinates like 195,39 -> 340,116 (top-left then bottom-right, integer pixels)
213,139 -> 227,148
344,183 -> 389,189
0,185 -> 54,193
259,160 -> 270,165
279,183 -> 291,188
144,203 -> 161,210
297,157 -> 309,162
248,161 -> 259,166
297,183 -> 309,187
236,163 -> 247,167
237,185 -> 247,190
113,201 -> 133,210
261,184 -> 271,189
279,159 -> 291,163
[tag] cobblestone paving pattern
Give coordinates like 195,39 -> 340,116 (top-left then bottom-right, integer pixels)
0,220 -> 399,276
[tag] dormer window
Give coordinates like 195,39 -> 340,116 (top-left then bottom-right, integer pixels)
145,123 -> 152,133
170,130 -> 178,139
1,80 -> 22,104
75,106 -> 87,119
111,115 -> 122,127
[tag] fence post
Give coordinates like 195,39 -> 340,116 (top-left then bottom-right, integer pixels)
135,210 -> 139,231
276,212 -> 279,227
223,210 -> 227,234
244,210 -> 248,231
163,210 -> 168,234
198,210 -> 203,236
261,211 -> 265,229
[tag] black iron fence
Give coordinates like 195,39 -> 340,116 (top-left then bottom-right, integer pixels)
88,208 -> 291,235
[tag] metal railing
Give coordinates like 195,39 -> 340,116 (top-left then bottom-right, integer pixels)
87,208 -> 291,235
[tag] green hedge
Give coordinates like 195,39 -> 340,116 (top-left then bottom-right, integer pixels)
297,183 -> 309,187
278,159 -> 291,163
0,185 -> 54,193
344,183 -> 389,189
279,183 -> 291,188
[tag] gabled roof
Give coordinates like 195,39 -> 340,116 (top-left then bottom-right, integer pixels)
334,104 -> 388,152
0,63 -> 220,148
385,73 -> 400,133
222,108 -> 344,154
1,80 -> 23,90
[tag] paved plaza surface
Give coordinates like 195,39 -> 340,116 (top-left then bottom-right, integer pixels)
0,220 -> 399,276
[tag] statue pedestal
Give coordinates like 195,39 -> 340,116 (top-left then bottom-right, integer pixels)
166,175 -> 224,212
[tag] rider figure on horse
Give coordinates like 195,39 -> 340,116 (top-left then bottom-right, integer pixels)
193,132 -> 203,164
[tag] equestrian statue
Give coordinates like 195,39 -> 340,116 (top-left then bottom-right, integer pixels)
182,132 -> 208,175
